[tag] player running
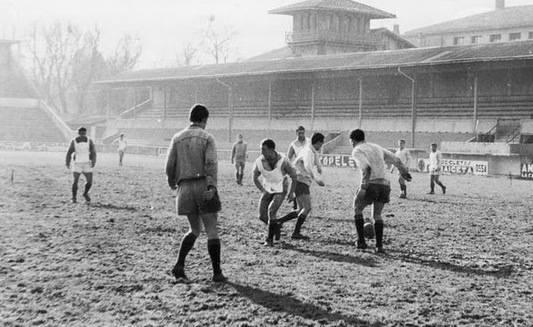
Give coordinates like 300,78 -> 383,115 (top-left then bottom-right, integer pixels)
112,133 -> 127,166
393,139 -> 411,198
253,139 -> 297,246
350,129 -> 412,253
65,127 -> 97,203
278,132 -> 325,240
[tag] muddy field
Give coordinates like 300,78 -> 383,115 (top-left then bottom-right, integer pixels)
1,151 -> 532,327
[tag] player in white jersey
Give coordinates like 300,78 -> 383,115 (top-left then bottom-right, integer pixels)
65,127 -> 97,203
253,139 -> 297,246
393,139 -> 411,199
287,126 -> 322,209
278,133 -> 325,240
112,133 -> 127,166
350,129 -> 411,253
428,142 -> 447,194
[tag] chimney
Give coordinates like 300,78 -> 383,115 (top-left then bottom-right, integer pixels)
393,24 -> 400,35
496,0 -> 505,10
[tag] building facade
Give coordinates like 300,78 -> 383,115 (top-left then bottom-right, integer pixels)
404,0 -> 533,48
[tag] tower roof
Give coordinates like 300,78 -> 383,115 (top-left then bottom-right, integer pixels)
404,5 -> 533,36
269,0 -> 395,19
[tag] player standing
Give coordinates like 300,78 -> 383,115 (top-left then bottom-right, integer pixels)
112,133 -> 127,166
428,142 -> 447,194
65,127 -> 96,203
253,139 -> 297,246
393,139 -> 411,198
350,129 -> 412,253
231,134 -> 247,185
165,104 -> 226,282
278,133 -> 325,240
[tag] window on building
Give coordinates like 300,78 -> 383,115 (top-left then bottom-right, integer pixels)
509,33 -> 521,41
528,32 -> 533,39
453,37 -> 464,45
490,34 -> 502,42
471,36 -> 482,44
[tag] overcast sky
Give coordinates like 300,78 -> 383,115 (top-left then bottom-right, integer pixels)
1,0 -> 533,68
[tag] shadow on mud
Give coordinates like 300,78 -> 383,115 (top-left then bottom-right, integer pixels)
89,202 -> 137,211
228,281 -> 384,326
282,243 -> 378,267
389,249 -> 514,277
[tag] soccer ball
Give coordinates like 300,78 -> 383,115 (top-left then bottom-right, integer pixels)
364,221 -> 375,239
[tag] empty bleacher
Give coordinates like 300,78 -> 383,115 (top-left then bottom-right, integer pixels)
0,107 -> 66,142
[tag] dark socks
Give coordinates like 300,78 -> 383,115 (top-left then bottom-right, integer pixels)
72,184 -> 78,199
354,214 -> 365,243
84,182 -> 92,195
176,232 -> 197,267
293,214 -> 307,235
374,221 -> 384,248
267,220 -> 279,241
278,211 -> 298,224
207,238 -> 222,275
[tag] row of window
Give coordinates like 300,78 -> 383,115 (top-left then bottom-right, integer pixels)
453,31 -> 533,45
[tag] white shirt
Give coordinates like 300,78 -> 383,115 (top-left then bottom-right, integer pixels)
395,148 -> 411,168
429,151 -> 443,172
116,138 -> 127,151
352,142 -> 395,186
288,137 -> 311,163
294,145 -> 318,186
254,154 -> 290,193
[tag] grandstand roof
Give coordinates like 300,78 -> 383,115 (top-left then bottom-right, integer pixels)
269,0 -> 395,19
97,40 -> 533,85
404,5 -> 533,36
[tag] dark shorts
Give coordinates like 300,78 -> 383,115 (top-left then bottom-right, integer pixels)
295,181 -> 310,197
356,183 -> 391,206
177,178 -> 215,215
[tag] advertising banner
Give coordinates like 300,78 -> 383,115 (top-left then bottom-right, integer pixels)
319,154 -> 355,168
521,163 -> 533,179
418,158 -> 488,176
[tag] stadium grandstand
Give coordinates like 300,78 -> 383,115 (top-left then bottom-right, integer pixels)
87,0 -> 533,163
0,40 -> 72,149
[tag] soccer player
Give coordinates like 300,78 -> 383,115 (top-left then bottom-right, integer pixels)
393,139 -> 411,198
278,133 -> 325,240
252,139 -> 297,246
428,142 -> 447,194
230,134 -> 247,185
350,129 -> 412,253
112,133 -> 127,166
65,127 -> 97,203
287,126 -> 322,209
165,104 -> 226,283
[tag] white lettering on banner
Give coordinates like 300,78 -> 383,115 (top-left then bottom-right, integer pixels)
319,155 -> 355,168
521,163 -> 533,179
442,159 -> 488,176
158,147 -> 169,156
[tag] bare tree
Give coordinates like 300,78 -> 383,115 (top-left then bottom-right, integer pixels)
106,34 -> 142,76
176,41 -> 199,67
71,27 -> 106,114
28,22 -> 83,114
200,15 -> 237,64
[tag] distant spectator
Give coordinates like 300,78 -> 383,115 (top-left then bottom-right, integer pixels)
231,134 -> 248,185
65,127 -> 97,203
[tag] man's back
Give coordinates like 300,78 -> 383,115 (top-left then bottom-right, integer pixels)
166,125 -> 217,187
352,142 -> 388,183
